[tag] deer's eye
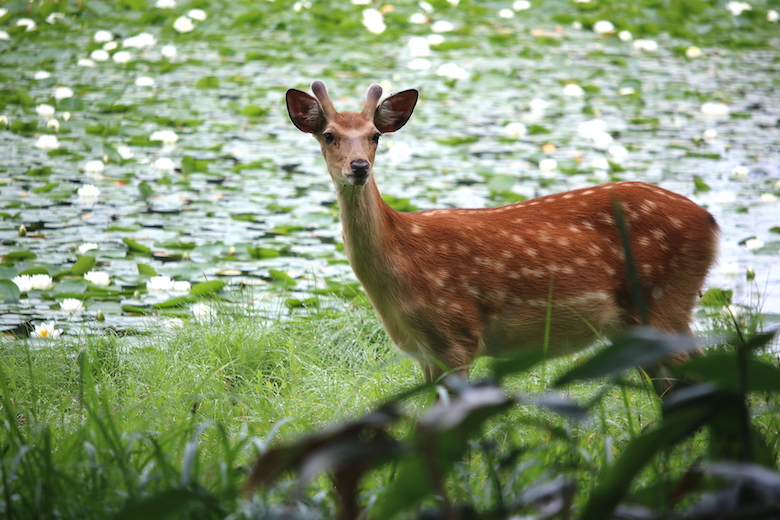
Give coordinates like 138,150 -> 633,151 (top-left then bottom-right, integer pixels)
323,132 -> 335,144
372,133 -> 381,144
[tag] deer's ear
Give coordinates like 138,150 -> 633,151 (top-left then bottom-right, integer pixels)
374,89 -> 419,134
286,89 -> 325,134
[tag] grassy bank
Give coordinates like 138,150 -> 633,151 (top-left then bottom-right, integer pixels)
2,297 -> 778,518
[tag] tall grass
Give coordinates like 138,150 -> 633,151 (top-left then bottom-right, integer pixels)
1,299 -> 778,518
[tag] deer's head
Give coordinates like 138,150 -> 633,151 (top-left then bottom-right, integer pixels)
286,81 -> 419,187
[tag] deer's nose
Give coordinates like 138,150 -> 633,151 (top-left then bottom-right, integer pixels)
350,160 -> 370,177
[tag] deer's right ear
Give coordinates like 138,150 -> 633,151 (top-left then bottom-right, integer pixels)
286,89 -> 325,134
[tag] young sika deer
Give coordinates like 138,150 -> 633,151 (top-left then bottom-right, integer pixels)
286,81 -> 719,384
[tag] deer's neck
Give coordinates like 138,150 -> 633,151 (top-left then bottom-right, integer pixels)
336,178 -> 401,291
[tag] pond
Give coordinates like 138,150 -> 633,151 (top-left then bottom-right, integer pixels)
1,0 -> 779,339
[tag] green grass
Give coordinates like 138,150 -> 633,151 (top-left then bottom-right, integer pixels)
1,299 -> 778,518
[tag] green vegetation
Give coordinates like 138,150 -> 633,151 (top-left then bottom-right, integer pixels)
2,291 -> 780,518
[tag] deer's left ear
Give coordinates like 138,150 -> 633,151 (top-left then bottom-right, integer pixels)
286,89 -> 325,134
374,89 -> 419,134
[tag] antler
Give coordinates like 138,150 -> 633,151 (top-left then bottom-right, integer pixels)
311,80 -> 337,120
362,84 -> 383,119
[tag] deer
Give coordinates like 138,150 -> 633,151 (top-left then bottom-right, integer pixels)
285,81 -> 719,390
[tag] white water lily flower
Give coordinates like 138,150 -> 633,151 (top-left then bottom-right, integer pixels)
436,62 -> 469,80
725,1 -> 751,16
31,321 -> 63,339
498,9 -> 514,19
78,243 -> 99,254
618,30 -> 632,41
173,16 -> 195,33
112,51 -> 132,64
607,144 -> 628,160
172,280 -> 191,292
77,184 -> 101,200
61,112 -> 71,121
156,0 -> 176,7
153,157 -> 176,172
352,0 -> 372,4
60,298 -> 84,314
46,12 -> 65,24
78,58 -> 97,67
16,18 -> 37,31
94,29 -> 113,43
0,31 -> 10,41
409,12 -> 428,24
0,8 -> 8,17
408,58 -> 432,70
427,34 -> 445,45
0,115 -> 8,127
117,145 -> 134,160
84,271 -> 110,286
685,46 -> 702,58
188,9 -> 207,21
432,20 -> 454,32
503,122 -> 527,139
714,191 -> 736,204
90,49 -> 110,62
103,41 -> 119,51
760,193 -> 777,203
161,45 -> 177,58
528,98 -> 549,113
539,158 -> 557,171
123,32 -> 156,49
150,129 -> 178,145
703,129 -> 718,142
769,10 -> 779,22
591,156 -> 610,170
618,87 -> 635,96
578,118 -> 608,137
12,275 -> 33,292
36,104 -> 55,118
54,87 -> 74,101
84,160 -> 105,176
744,238 -> 764,250
701,101 -> 729,117
47,119 -> 60,131
191,302 -> 216,323
408,36 -> 431,56
293,1 -> 312,12
732,165 -> 748,178
362,9 -> 387,34
632,39 -> 658,52
135,76 -> 156,87
35,135 -> 59,151
593,20 -> 615,34
147,275 -> 175,292
563,84 -> 584,97
34,71 -> 51,80
386,141 -> 413,163
19,274 -> 54,292
513,0 -> 531,10
591,130 -> 613,150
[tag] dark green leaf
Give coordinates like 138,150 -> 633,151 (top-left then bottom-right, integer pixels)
123,238 -> 152,256
71,255 -> 96,276
554,327 -> 700,387
0,279 -> 20,303
189,280 -> 226,297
